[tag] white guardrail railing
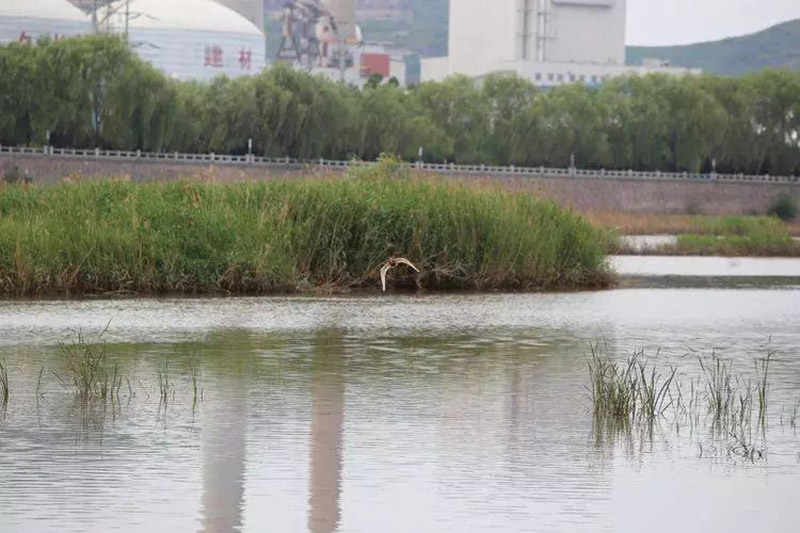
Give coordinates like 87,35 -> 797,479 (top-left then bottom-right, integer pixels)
1,144 -> 798,185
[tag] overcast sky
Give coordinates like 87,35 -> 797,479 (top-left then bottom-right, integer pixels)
627,0 -> 800,46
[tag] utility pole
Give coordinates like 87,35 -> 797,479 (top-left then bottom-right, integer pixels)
339,33 -> 346,83
125,0 -> 130,41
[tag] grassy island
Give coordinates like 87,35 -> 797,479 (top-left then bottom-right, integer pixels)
606,215 -> 800,257
0,162 -> 611,296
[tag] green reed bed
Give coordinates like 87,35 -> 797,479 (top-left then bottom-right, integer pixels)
612,215 -> 800,256
588,347 -> 785,461
589,349 -> 774,430
695,216 -> 791,236
671,232 -> 800,257
0,161 -> 611,295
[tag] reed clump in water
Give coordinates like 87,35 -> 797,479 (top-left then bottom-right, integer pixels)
188,356 -> 202,408
157,362 -> 173,406
587,346 -> 676,428
59,335 -> 122,401
587,346 -> 785,461
0,358 -> 9,410
0,158 -> 611,295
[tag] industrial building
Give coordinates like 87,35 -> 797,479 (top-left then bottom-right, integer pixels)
0,0 -> 92,44
96,0 -> 266,81
0,0 -> 402,86
423,0 -> 698,85
275,0 -> 406,86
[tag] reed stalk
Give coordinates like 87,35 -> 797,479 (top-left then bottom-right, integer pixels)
0,359 -> 9,409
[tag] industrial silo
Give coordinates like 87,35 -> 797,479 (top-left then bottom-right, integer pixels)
0,0 -> 92,44
215,0 -> 265,32
98,0 -> 266,81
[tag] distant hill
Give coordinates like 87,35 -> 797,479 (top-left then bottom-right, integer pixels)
358,0 -> 447,57
263,0 -> 448,59
260,2 -> 799,77
627,19 -> 800,75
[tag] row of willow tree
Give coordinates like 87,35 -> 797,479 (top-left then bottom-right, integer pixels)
2,36 -> 800,175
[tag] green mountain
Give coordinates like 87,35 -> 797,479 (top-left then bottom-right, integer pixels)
358,0 -> 449,57
626,19 -> 800,75
266,0 -> 800,78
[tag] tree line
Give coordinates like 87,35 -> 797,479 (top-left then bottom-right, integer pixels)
1,35 -> 799,175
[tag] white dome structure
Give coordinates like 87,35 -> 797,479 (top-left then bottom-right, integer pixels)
0,0 -> 91,44
100,0 -> 266,81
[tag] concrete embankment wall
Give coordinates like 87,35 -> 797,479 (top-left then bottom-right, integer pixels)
489,175 -> 800,215
2,155 -> 798,216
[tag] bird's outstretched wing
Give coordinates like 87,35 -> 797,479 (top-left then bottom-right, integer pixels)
380,262 -> 391,292
394,258 -> 420,273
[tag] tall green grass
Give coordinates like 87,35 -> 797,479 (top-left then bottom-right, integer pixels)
0,161 -> 611,295
673,230 -> 798,256
678,216 -> 798,256
695,215 -> 786,236
611,215 -> 800,256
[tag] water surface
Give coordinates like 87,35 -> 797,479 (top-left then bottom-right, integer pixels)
1,290 -> 799,532
612,255 -> 800,277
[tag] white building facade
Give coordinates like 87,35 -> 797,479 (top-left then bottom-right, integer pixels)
0,0 -> 92,45
99,0 -> 266,81
423,0 -> 698,85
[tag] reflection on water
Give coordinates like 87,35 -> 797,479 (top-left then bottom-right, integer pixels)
308,331 -> 344,533
201,359 -> 248,532
0,289 -> 799,532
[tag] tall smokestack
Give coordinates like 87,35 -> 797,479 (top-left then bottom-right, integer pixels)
321,0 -> 356,40
215,0 -> 264,32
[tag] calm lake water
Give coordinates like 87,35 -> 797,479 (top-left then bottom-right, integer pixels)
620,236 -> 800,253
620,235 -> 679,253
1,285 -> 800,531
612,255 -> 800,280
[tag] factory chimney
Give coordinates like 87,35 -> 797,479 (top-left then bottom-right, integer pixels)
321,0 -> 356,40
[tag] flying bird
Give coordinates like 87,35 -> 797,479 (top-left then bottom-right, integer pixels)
380,256 -> 420,292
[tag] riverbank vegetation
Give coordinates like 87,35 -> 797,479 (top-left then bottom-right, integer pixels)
588,212 -> 800,236
667,232 -> 800,257
2,36 -> 800,175
605,215 -> 800,256
0,160 -> 611,296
